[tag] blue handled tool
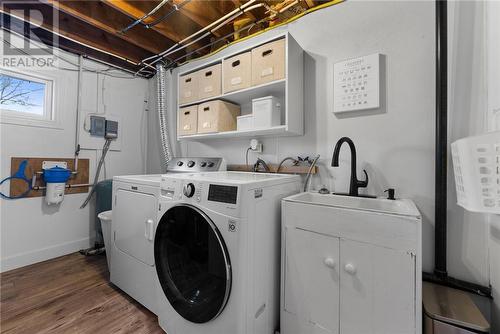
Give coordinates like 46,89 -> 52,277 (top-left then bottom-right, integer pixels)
0,160 -> 32,199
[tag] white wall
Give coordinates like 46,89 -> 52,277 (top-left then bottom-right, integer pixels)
172,0 -> 438,272
0,31 -> 149,272
149,0 -> 498,324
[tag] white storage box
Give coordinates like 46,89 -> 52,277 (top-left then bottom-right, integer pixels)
179,72 -> 199,104
237,114 -> 254,131
223,51 -> 252,93
451,131 -> 500,213
197,100 -> 240,134
252,96 -> 281,129
251,39 -> 285,86
178,105 -> 198,136
198,63 -> 221,100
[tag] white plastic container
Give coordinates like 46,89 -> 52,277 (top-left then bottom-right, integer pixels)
237,114 -> 254,131
45,182 -> 65,205
451,131 -> 500,213
98,210 -> 113,269
252,96 -> 281,129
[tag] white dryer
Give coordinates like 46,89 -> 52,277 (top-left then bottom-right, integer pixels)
110,158 -> 225,314
154,172 -> 301,334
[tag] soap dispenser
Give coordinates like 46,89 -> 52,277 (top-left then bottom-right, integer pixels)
384,188 -> 396,200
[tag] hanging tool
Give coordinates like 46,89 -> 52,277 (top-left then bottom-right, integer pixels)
0,160 -> 32,199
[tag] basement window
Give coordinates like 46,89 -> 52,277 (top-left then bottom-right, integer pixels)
0,69 -> 56,128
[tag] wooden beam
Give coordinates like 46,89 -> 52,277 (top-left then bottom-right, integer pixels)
47,0 -> 176,55
101,0 -> 212,59
227,164 -> 318,174
174,0 -> 234,37
2,2 -> 153,64
1,12 -> 146,74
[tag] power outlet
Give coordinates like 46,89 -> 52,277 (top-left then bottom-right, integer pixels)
250,139 -> 263,153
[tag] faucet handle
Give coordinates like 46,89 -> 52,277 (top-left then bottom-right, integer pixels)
357,170 -> 369,188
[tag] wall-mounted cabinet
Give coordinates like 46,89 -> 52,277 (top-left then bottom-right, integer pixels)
176,32 -> 303,141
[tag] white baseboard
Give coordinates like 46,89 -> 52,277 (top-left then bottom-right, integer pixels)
0,237 -> 93,273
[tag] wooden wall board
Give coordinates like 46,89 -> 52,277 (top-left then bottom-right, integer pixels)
227,164 -> 318,174
9,158 -> 90,199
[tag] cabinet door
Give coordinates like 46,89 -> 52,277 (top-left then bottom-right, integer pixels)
114,189 -> 157,266
284,227 -> 340,334
340,239 -> 416,334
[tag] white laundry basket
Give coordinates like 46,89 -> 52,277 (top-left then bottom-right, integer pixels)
98,210 -> 112,269
451,131 -> 500,213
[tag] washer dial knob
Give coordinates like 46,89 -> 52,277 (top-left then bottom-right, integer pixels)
187,160 -> 195,168
183,183 -> 195,198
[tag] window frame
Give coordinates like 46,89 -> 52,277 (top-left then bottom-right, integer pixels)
0,68 -> 59,129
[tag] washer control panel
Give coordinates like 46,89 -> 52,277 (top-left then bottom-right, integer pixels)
166,157 -> 225,173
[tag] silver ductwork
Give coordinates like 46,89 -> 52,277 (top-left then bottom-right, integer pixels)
156,63 -> 172,169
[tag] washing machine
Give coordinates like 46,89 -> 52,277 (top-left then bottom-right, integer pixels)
110,158 -> 225,314
154,172 -> 301,334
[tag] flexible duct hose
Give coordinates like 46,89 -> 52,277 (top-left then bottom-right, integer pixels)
156,63 -> 172,169
80,139 -> 112,209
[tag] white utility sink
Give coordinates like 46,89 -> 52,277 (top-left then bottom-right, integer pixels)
281,191 -> 422,334
284,192 -> 420,217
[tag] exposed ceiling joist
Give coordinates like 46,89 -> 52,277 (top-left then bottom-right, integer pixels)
101,0 -> 212,59
47,0 -> 176,55
1,0 -> 343,76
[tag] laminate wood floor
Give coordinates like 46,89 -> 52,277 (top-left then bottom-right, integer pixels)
0,253 -> 164,334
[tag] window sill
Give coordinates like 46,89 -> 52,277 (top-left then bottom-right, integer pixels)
0,114 -> 63,130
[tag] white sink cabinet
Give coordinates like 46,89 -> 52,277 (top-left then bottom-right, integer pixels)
281,193 -> 422,334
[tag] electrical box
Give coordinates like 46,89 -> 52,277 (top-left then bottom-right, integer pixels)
105,120 -> 119,139
90,116 -> 106,137
333,53 -> 383,113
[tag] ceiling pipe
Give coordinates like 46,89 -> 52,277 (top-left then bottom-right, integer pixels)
140,0 -> 257,64
145,0 -> 192,29
422,0 -> 491,298
0,13 -> 149,77
137,1 -> 270,76
166,19 -> 263,67
120,0 -> 171,33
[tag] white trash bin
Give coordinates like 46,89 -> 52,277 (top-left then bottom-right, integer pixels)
97,210 -> 112,269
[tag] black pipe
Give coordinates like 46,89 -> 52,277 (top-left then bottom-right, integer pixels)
423,0 -> 492,298
434,0 -> 448,279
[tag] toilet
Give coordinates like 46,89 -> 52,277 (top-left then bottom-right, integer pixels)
97,210 -> 112,269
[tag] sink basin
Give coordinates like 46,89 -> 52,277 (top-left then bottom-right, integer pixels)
284,192 -> 420,217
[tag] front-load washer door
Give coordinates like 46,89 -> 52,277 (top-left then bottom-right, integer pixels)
114,188 -> 157,266
154,204 -> 231,324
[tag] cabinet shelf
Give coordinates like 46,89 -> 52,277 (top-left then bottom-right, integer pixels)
175,31 -> 303,141
178,125 -> 289,141
178,79 -> 286,109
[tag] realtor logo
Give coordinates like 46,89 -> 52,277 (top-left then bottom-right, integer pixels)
1,1 -> 59,69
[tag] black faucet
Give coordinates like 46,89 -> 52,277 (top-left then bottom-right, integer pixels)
331,137 -> 368,197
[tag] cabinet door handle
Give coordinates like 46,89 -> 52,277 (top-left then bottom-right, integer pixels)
344,263 -> 357,275
145,219 -> 154,241
323,257 -> 336,269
